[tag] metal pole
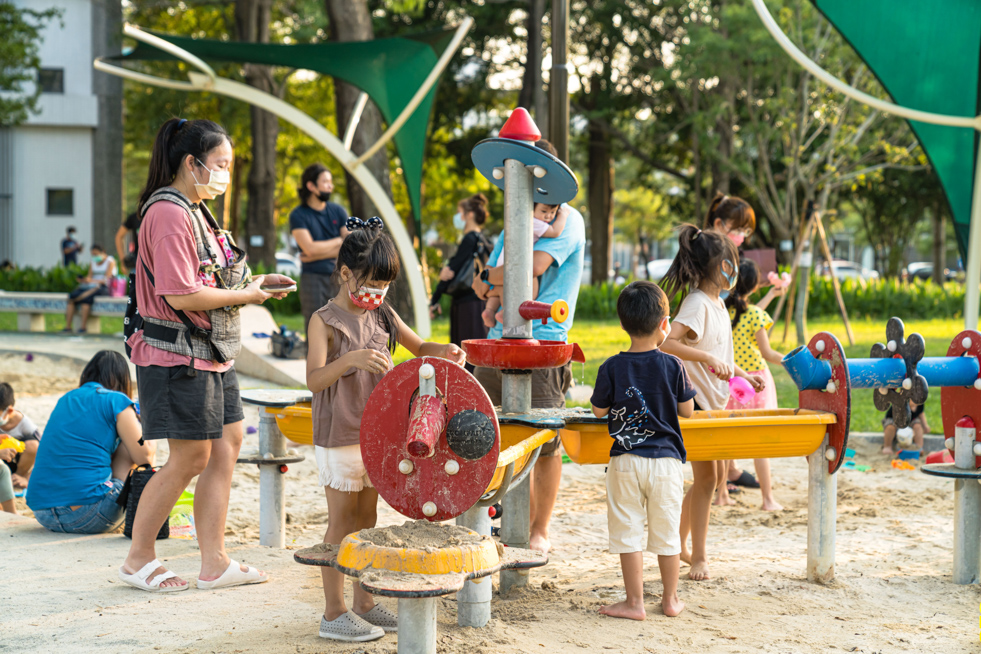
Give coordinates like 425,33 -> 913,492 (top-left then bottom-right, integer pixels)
397,597 -> 437,654
499,155 -> 535,594
806,434 -> 836,583
258,409 -> 286,548
456,507 -> 492,626
952,420 -> 981,584
548,0 -> 569,163
499,473 -> 532,596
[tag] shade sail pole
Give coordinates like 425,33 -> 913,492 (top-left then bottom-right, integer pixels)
94,24 -> 433,337
750,0 -> 981,329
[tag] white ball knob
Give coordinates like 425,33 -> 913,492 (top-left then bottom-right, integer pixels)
398,459 -> 414,475
287,448 -> 298,457
263,452 -> 273,460
532,165 -> 547,178
902,378 -> 912,390
887,340 -> 897,352
419,363 -> 435,380
422,502 -> 437,517
825,447 -> 837,462
974,379 -> 981,391
962,337 -> 972,350
492,167 -> 504,180
825,381 -> 836,393
878,387 -> 889,395
444,459 -> 460,475
815,340 -> 826,353
945,437 -> 955,451
973,443 -> 981,457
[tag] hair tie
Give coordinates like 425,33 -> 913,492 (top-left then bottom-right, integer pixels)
692,229 -> 702,241
176,118 -> 187,130
346,216 -> 384,231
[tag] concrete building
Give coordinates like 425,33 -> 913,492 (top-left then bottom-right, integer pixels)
0,0 -> 121,269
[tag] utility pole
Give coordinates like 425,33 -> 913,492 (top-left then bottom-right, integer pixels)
548,0 -> 569,164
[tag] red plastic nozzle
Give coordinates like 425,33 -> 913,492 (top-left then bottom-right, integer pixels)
498,107 -> 541,142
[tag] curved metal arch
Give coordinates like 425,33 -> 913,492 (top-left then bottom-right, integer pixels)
93,22 -> 468,337
750,0 -> 981,331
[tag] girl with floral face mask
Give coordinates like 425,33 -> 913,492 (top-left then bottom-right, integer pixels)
305,217 -> 465,643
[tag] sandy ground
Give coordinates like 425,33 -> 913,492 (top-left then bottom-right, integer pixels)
3,389 -> 981,653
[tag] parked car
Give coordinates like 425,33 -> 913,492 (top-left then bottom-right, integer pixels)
905,261 -> 956,282
818,260 -> 879,282
646,259 -> 674,281
275,251 -> 301,278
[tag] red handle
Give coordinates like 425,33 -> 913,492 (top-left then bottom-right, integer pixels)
518,300 -> 569,324
406,394 -> 447,458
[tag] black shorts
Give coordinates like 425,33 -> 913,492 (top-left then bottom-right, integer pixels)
136,365 -> 245,441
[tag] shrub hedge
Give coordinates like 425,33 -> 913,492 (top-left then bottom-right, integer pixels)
1,265 -> 966,322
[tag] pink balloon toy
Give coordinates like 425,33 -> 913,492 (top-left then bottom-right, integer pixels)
728,376 -> 757,404
767,271 -> 792,289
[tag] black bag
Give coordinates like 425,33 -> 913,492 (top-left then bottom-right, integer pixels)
446,236 -> 490,298
270,326 -> 307,359
117,465 -> 169,540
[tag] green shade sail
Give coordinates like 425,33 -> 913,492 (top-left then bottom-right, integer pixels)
812,0 -> 981,264
120,28 -> 458,238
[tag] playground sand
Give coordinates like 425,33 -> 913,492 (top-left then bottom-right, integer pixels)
4,393 -> 980,653
0,351 -> 83,396
358,520 -> 486,550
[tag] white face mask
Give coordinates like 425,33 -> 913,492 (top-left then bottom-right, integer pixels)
191,159 -> 230,199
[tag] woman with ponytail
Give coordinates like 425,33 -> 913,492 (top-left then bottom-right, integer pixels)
430,193 -> 492,371
725,259 -> 785,511
119,118 -> 294,594
659,225 -> 764,580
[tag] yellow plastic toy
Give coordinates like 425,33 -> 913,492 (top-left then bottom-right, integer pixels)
0,436 -> 25,453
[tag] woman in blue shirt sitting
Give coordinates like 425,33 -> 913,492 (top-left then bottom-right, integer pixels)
27,350 -> 155,534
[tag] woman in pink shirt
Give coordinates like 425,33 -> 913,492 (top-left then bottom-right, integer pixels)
118,118 -> 293,593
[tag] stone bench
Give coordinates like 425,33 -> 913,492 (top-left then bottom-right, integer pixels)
0,290 -> 127,333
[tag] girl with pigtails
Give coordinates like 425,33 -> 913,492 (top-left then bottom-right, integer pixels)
306,217 -> 465,642
659,225 -> 765,581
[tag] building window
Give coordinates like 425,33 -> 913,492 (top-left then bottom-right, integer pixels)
38,68 -> 64,94
46,188 -> 73,216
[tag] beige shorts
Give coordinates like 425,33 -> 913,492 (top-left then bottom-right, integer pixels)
315,444 -> 373,492
606,454 -> 684,555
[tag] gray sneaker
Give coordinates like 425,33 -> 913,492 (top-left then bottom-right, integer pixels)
357,603 -> 398,632
319,611 -> 385,642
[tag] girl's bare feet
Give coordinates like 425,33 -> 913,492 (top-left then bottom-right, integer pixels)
761,498 -> 783,511
599,599 -> 646,621
712,494 -> 737,507
881,446 -> 893,456
661,594 -> 685,617
687,560 -> 710,581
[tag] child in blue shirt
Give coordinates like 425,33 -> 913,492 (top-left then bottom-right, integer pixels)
591,281 -> 695,620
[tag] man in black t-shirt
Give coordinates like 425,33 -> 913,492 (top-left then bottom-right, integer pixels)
60,227 -> 82,267
115,211 -> 142,274
289,163 -> 349,333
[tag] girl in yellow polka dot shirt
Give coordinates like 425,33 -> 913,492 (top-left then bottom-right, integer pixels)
724,259 -> 786,511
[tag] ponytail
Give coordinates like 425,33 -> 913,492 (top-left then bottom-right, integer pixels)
138,118 -> 231,214
661,223 -> 740,308
703,191 -> 756,234
725,259 -> 760,329
460,193 -> 489,225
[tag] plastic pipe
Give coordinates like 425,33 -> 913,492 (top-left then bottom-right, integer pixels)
406,394 -> 446,458
518,299 -> 569,325
783,346 -> 981,391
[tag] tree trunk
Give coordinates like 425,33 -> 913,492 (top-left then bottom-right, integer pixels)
235,0 -> 278,268
519,0 -> 547,133
691,85 -> 702,222
325,0 -> 413,324
587,120 -> 613,286
932,199 -> 946,285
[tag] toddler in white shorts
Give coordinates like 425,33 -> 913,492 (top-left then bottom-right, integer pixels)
591,281 -> 695,619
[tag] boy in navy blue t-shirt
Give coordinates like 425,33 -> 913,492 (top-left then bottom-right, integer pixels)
591,281 -> 695,619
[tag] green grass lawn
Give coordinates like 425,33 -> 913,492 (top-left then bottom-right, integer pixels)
4,308 -> 962,434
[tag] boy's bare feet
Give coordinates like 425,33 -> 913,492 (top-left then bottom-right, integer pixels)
881,446 -> 893,456
494,309 -> 504,325
712,495 -> 736,507
661,594 -> 685,617
761,499 -> 783,511
529,532 -> 551,555
481,309 -> 496,329
679,549 -> 691,565
687,561 -> 710,581
599,599 -> 646,621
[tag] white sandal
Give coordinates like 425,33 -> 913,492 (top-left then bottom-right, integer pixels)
118,559 -> 188,593
196,559 -> 268,590
357,604 -> 398,632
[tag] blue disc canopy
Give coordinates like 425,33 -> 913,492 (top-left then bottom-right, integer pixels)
471,138 -> 579,205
